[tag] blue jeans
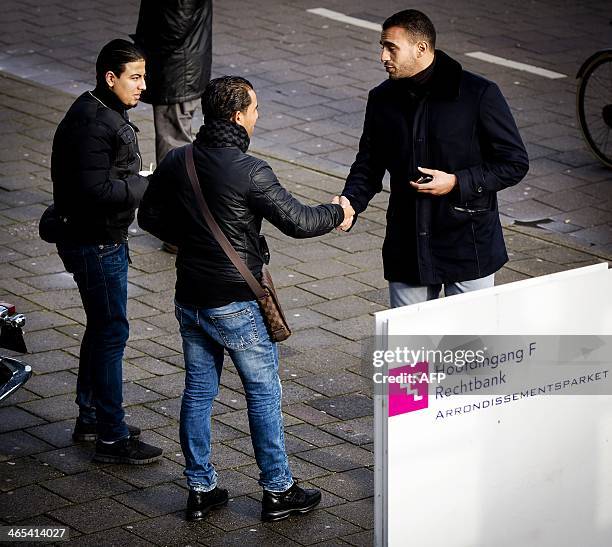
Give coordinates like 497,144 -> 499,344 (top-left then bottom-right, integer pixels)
175,299 -> 293,493
389,274 -> 495,308
57,243 -> 130,442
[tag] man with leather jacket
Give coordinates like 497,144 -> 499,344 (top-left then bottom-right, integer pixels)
51,39 -> 162,464
138,76 -> 355,521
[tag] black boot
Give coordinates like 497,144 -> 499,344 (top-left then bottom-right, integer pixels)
93,436 -> 162,465
261,482 -> 321,522
186,487 -> 229,521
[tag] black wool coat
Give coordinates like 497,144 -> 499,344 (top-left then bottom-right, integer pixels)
342,50 -> 529,285
133,0 -> 212,105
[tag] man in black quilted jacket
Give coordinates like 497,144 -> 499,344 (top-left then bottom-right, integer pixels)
138,76 -> 355,522
51,39 -> 162,465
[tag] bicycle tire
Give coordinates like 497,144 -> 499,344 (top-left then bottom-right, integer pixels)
577,51 -> 612,168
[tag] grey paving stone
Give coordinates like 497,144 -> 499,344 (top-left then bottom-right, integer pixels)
295,371 -> 369,398
283,327 -> 350,351
570,225 -> 612,245
25,370 -> 75,398
278,285 -> 326,309
0,456 -> 64,493
64,527 -> 152,547
48,497 -> 144,534
205,494 -> 261,532
298,277 -> 372,300
43,469 -> 135,503
0,430 -> 53,461
266,509 -> 361,545
207,524 -> 296,547
19,392 -> 76,422
126,511 -> 219,546
291,259 -> 361,280
35,444 -> 100,475
113,482 -> 185,518
495,267 -> 531,285
296,443 -> 373,472
342,529 -> 375,546
104,457 -> 184,489
506,258 -> 567,277
1,483 -> 70,522
286,423 -> 343,448
24,328 -> 78,353
321,315 -> 374,342
311,468 -> 374,502
283,402 -> 337,426
0,405 -> 45,432
26,418 -> 76,448
309,394 -> 372,421
320,417 -> 373,447
136,372 -> 185,399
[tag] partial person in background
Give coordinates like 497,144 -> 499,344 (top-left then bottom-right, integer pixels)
133,0 -> 212,253
50,39 -> 162,465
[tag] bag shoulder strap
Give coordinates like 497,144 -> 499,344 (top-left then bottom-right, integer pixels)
184,145 -> 267,300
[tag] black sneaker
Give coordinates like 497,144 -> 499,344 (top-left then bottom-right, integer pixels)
261,481 -> 321,522
186,487 -> 229,521
72,419 -> 141,442
93,436 -> 162,465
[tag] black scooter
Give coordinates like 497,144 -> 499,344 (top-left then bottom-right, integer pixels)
0,302 -> 30,402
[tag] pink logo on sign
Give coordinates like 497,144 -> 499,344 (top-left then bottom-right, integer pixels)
388,362 -> 429,417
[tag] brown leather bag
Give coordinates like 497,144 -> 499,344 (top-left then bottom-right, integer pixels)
184,145 -> 291,342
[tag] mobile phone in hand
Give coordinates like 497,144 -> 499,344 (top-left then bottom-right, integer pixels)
415,175 -> 433,184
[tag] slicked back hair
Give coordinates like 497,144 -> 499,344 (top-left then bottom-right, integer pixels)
382,9 -> 436,49
95,39 -> 145,87
202,76 -> 254,121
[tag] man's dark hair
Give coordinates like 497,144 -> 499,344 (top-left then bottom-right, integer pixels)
95,39 -> 145,87
382,9 -> 436,49
202,76 -> 254,121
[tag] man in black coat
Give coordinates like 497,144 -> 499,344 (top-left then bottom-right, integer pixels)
51,39 -> 162,464
138,76 -> 354,521
133,0 -> 212,165
335,10 -> 529,307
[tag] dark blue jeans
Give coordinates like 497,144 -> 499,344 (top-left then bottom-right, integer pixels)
57,242 -> 130,442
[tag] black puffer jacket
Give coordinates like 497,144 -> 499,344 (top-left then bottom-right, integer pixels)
133,0 -> 212,104
51,86 -> 148,244
138,120 -> 344,308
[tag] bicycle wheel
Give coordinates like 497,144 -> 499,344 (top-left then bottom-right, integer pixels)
577,51 -> 612,168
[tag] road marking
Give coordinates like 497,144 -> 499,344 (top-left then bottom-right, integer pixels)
465,51 -> 567,79
306,8 -> 381,31
308,8 -> 567,80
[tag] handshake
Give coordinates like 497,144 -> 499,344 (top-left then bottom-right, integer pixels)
331,195 -> 355,232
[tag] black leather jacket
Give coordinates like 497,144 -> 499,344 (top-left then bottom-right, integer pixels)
138,129 -> 344,308
133,0 -> 212,104
51,87 -> 148,243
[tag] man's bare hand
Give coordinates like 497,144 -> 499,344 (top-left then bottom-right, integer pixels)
332,195 -> 354,232
410,166 -> 457,196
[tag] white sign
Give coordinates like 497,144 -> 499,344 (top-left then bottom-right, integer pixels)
374,264 -> 612,547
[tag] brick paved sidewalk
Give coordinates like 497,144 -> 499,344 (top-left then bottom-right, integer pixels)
0,72 -> 610,547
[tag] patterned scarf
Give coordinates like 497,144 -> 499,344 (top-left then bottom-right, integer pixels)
197,118 -> 250,152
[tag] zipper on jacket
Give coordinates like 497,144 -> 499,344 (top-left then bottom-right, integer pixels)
453,205 -> 488,214
127,124 -> 143,172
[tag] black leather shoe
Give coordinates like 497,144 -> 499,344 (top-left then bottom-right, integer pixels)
186,487 -> 229,521
72,419 -> 141,442
261,482 -> 321,522
93,436 -> 162,465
